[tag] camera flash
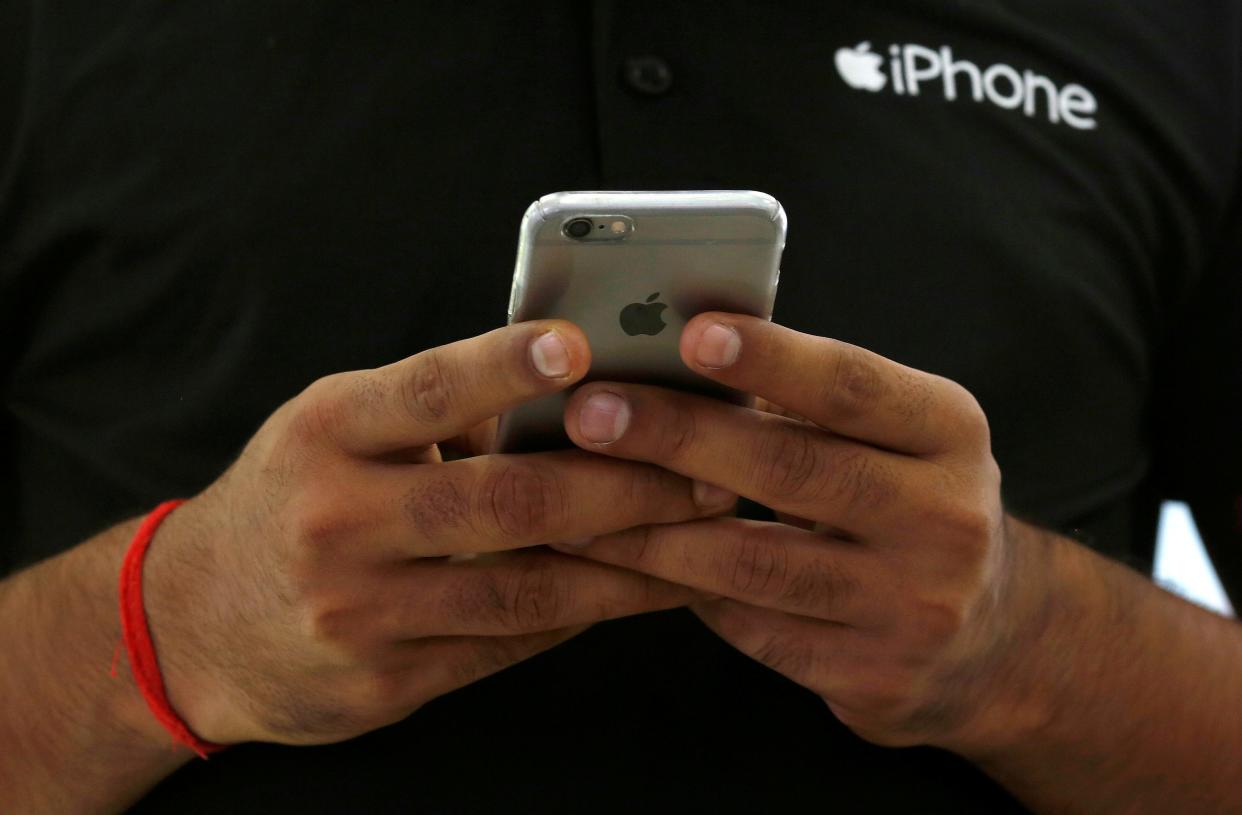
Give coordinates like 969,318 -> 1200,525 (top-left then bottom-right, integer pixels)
610,220 -> 628,234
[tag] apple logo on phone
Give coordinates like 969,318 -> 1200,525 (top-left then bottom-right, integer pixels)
619,292 -> 668,336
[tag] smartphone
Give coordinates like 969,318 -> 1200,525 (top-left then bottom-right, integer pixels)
494,190 -> 787,453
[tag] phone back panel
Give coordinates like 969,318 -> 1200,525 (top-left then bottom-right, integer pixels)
495,190 -> 787,453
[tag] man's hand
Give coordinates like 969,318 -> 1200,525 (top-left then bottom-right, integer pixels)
553,313 -> 1242,813
552,312 -> 1042,750
145,319 -> 733,746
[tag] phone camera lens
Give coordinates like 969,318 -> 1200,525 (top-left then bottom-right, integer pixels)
564,218 -> 593,239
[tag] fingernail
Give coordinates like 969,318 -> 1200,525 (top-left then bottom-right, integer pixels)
531,330 -> 571,378
693,480 -> 736,508
695,323 -> 741,369
579,392 -> 630,443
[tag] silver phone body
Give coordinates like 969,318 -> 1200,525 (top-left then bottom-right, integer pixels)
494,190 -> 787,453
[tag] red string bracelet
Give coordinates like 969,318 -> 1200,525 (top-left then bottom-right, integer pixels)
118,499 -> 225,759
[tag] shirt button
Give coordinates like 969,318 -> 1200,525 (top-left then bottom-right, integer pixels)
622,55 -> 674,95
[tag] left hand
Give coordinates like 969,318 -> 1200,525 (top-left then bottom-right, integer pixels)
552,313 -> 1050,751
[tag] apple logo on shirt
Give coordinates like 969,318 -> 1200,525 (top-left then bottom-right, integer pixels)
834,42 -> 887,91
832,38 -> 1099,130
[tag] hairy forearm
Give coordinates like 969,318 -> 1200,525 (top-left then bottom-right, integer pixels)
0,520 -> 190,813
959,529 -> 1242,814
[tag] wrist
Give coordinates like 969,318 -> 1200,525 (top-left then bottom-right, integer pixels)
0,522 -> 192,812
139,498 -> 242,746
104,519 -> 194,750
935,519 -> 1092,758
36,519 -> 186,756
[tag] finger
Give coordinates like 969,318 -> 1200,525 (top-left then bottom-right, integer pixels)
695,600 -> 965,744
380,443 -> 444,465
463,417 -> 498,457
774,511 -> 816,530
754,401 -> 817,529
549,518 -> 884,625
680,314 -> 988,456
753,397 -> 808,424
304,320 -> 591,456
564,383 -> 934,529
692,598 -> 853,698
367,449 -> 736,558
439,418 -> 497,461
372,549 -> 701,638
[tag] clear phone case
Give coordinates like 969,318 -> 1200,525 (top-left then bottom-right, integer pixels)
495,190 -> 787,453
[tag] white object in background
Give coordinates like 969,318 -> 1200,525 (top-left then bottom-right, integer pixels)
1153,501 -> 1234,617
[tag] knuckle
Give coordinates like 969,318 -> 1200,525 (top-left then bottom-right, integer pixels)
301,594 -> 368,657
288,374 -> 352,447
937,502 -> 996,558
705,600 -> 757,644
449,637 -> 527,687
751,632 -> 816,681
984,455 -> 1003,492
443,573 -> 506,628
655,404 -> 700,462
302,602 -> 344,645
342,372 -> 388,419
453,558 -> 570,633
897,697 -> 961,745
909,599 -> 968,649
288,494 -> 357,554
624,464 -> 677,517
476,462 -> 566,542
956,384 -> 989,427
782,555 -> 859,614
721,526 -> 790,599
825,346 -> 886,420
893,369 -> 937,431
943,378 -> 992,449
350,668 -> 409,711
851,673 -> 916,720
403,475 -> 472,544
401,347 -> 457,424
282,492 -> 370,605
752,423 -> 827,502
828,448 -> 897,513
628,524 -> 661,571
628,565 -> 687,615
500,557 -> 569,631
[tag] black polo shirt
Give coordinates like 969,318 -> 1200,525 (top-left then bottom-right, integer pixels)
2,2 -> 1240,812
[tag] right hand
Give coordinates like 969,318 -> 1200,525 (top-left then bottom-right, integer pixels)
142,321 -> 734,746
